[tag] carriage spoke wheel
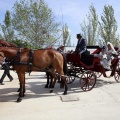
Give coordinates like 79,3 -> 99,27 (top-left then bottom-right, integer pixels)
114,61 -> 120,83
66,76 -> 75,84
67,65 -> 76,84
80,70 -> 96,91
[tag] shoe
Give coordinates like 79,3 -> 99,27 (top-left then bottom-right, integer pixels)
0,82 -> 5,85
10,78 -> 13,81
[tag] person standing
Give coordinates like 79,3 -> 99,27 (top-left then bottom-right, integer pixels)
0,57 -> 13,85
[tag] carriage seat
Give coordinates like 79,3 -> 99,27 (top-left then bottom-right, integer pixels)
66,53 -> 95,66
81,54 -> 94,66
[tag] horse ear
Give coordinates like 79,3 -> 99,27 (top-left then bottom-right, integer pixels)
0,39 -> 17,47
10,43 -> 17,47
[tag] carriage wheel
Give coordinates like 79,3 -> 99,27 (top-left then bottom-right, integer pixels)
66,76 -> 75,84
67,62 -> 73,69
66,64 -> 76,84
114,61 -> 120,82
80,70 -> 96,91
94,72 -> 102,78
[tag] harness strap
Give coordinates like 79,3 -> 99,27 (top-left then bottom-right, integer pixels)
28,49 -> 34,73
9,49 -> 21,64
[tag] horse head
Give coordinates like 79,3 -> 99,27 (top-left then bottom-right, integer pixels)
0,40 -> 20,62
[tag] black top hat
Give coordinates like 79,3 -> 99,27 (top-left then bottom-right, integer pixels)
77,33 -> 82,37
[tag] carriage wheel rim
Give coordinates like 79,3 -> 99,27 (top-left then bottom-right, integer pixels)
114,72 -> 120,82
80,71 -> 96,91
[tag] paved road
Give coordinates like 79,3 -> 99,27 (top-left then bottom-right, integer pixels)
0,70 -> 120,120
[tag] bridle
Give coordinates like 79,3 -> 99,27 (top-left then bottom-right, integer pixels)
8,49 -> 21,65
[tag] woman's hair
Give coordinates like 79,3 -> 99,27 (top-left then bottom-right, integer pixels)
107,42 -> 114,50
107,42 -> 117,54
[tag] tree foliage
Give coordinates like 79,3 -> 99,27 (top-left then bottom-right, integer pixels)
62,23 -> 71,46
98,5 -> 119,46
0,10 -> 14,41
11,39 -> 31,48
80,4 -> 98,45
12,0 -> 60,48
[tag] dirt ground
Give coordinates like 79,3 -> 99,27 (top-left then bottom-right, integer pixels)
0,70 -> 120,120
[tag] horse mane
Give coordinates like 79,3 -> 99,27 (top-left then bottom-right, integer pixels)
0,39 -> 17,47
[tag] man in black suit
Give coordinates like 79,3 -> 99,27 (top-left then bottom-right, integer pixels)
0,57 -> 13,85
75,33 -> 87,58
75,33 -> 95,66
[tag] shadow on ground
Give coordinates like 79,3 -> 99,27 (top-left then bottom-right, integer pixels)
0,74 -> 118,102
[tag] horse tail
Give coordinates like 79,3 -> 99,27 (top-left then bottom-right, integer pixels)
62,54 -> 68,75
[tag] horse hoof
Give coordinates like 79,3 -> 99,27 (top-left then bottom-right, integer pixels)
63,91 -> 67,95
17,97 -> 22,102
45,85 -> 48,88
50,90 -> 53,93
17,88 -> 20,92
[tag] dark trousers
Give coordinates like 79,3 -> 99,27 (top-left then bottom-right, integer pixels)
0,64 -> 13,83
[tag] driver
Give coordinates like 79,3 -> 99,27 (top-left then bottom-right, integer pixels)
75,33 -> 87,58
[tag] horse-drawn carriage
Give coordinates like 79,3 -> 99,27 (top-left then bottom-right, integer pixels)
0,39 -> 120,102
65,46 -> 120,91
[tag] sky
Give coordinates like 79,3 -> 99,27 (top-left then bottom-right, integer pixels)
0,0 -> 120,46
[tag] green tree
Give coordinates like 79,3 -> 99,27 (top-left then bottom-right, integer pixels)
80,4 -> 98,45
98,5 -> 119,46
0,10 -> 14,41
10,39 -> 31,48
12,0 -> 60,48
62,24 -> 71,46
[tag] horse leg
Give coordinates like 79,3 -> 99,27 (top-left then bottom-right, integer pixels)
49,74 -> 53,88
60,78 -> 65,88
61,75 -> 68,95
17,79 -> 26,93
17,87 -> 20,92
17,72 -> 25,102
45,72 -> 49,88
49,74 -> 56,93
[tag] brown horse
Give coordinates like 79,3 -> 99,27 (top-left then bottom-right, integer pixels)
0,46 -> 68,102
